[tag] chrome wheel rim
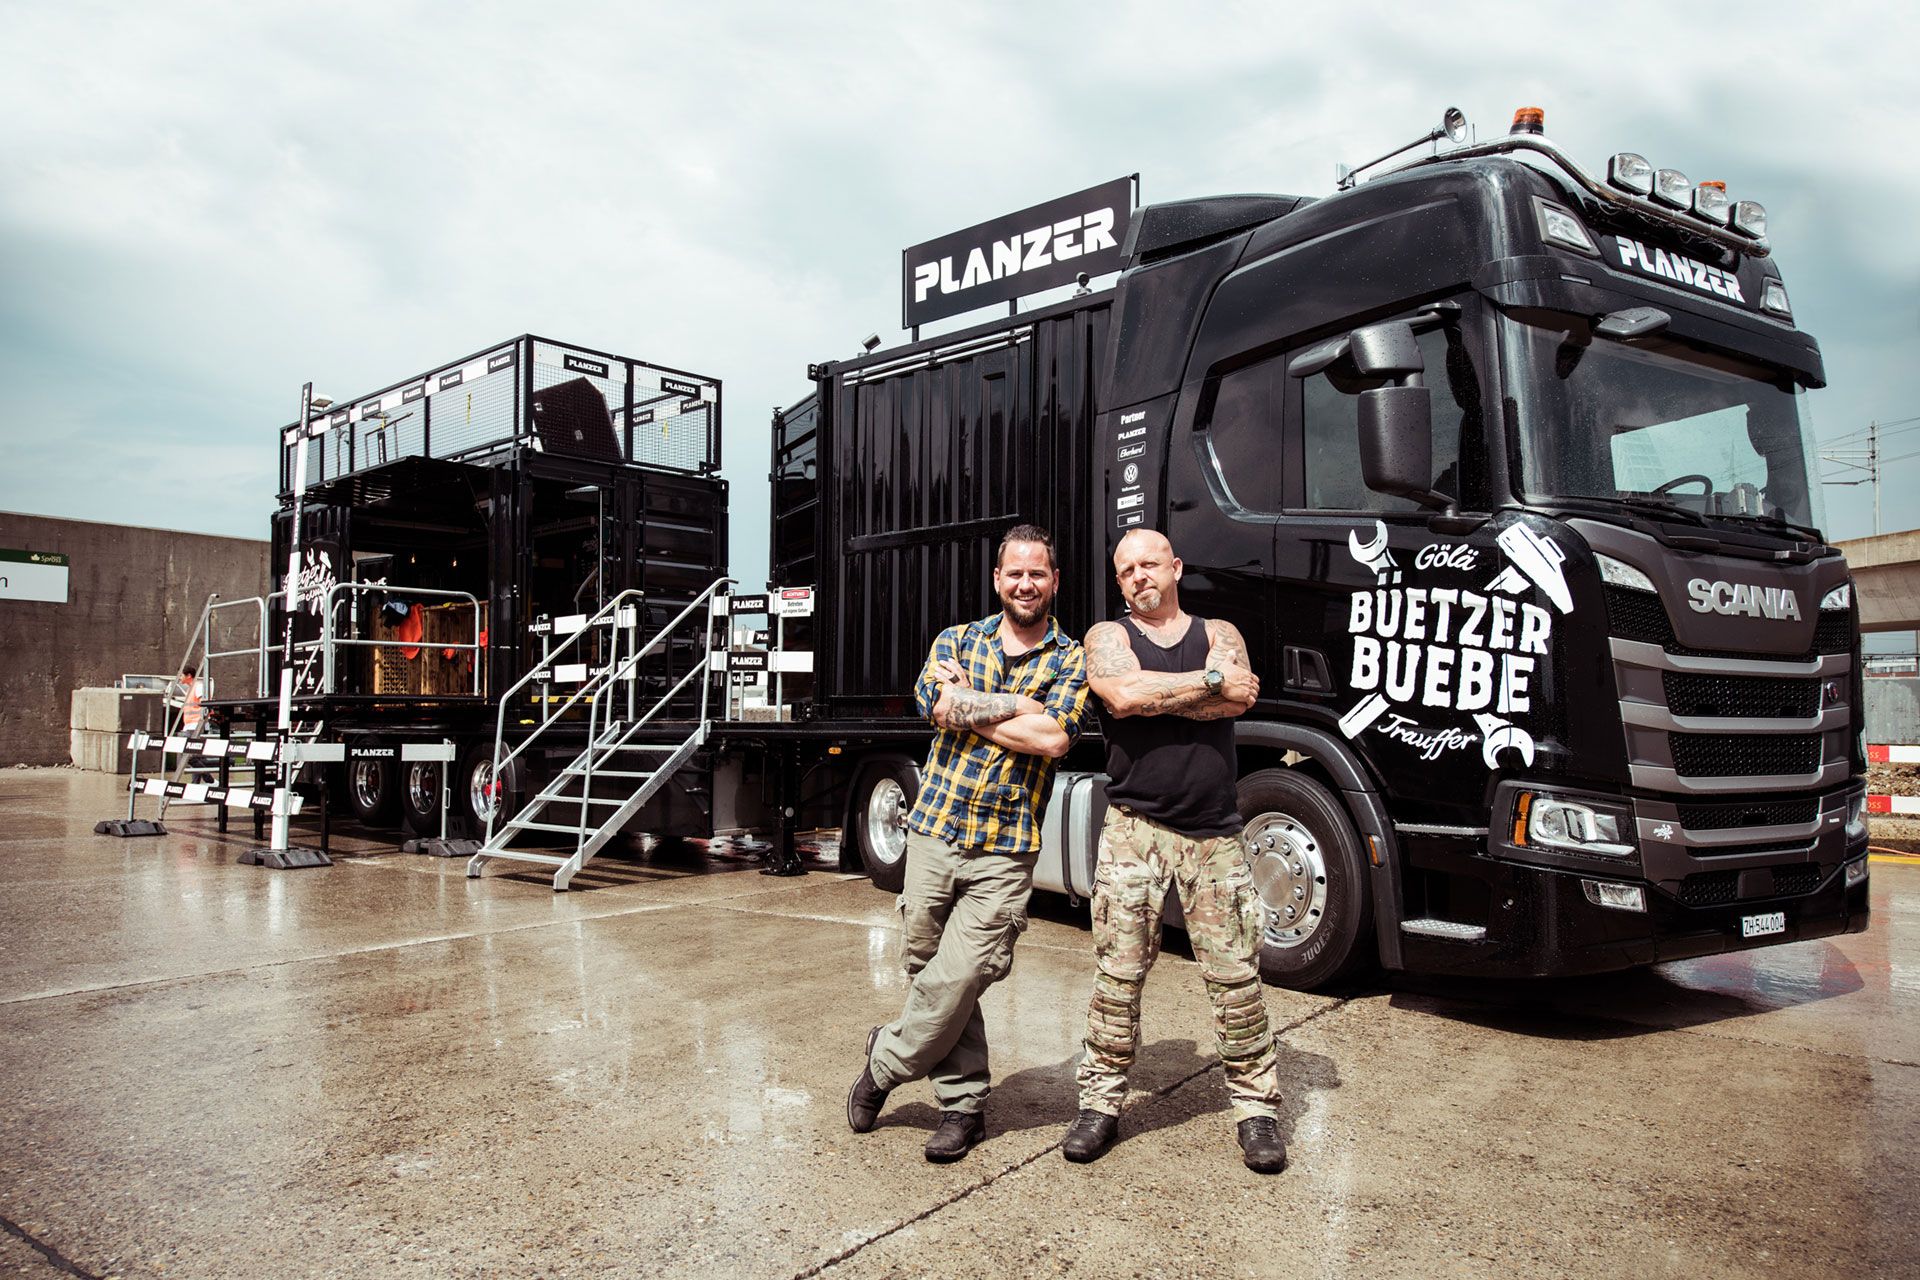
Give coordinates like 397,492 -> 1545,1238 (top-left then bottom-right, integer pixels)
407,762 -> 438,814
468,761 -> 497,822
1244,810 -> 1328,950
865,777 -> 909,867
350,759 -> 384,811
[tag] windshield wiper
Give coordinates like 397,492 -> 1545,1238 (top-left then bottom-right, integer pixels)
1552,493 -> 1710,527
1717,510 -> 1827,543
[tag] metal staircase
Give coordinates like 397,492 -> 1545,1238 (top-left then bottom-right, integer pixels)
466,580 -> 731,891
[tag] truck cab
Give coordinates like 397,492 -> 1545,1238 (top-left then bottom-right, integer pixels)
1106,114 -> 1866,984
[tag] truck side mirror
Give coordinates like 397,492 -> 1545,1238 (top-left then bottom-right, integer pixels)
1358,384 -> 1436,501
1350,320 -> 1450,511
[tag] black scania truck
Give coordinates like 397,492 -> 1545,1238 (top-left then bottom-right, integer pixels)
778,107 -> 1869,988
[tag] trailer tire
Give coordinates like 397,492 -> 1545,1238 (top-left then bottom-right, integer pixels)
346,751 -> 400,829
1236,767 -> 1374,992
849,756 -> 918,893
458,744 -> 523,836
402,760 -> 444,834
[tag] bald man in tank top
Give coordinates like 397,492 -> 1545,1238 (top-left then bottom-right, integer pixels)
1061,528 -> 1287,1173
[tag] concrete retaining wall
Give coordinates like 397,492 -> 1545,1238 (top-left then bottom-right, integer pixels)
0,512 -> 268,765
1866,677 -> 1920,746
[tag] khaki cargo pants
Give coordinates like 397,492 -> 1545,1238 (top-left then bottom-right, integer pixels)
1076,807 -> 1281,1121
869,831 -> 1033,1116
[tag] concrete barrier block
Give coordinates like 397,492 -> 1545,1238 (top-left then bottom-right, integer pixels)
70,727 -> 132,774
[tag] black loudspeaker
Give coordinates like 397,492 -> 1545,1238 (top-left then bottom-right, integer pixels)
530,377 -> 623,462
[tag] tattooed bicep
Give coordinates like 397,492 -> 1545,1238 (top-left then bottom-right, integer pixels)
1084,621 -> 1140,680
1207,619 -> 1250,666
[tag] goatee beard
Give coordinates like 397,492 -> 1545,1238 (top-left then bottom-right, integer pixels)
1003,597 -> 1045,626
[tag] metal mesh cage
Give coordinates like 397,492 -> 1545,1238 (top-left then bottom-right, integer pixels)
280,336 -> 720,493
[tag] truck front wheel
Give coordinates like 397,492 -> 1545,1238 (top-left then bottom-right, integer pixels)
1236,767 -> 1374,991
849,756 -> 918,892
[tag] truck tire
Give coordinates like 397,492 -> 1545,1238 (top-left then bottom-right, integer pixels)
403,759 -> 443,833
347,751 -> 400,829
1236,767 -> 1373,991
457,744 -> 523,836
849,756 -> 918,893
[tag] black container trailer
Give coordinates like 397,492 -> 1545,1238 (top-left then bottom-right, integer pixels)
201,334 -> 728,839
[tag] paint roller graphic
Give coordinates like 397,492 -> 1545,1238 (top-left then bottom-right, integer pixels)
1347,521 -> 1400,583
1486,524 -> 1573,613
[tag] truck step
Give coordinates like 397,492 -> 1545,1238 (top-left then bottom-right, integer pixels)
1399,918 -> 1488,942
477,850 -> 570,867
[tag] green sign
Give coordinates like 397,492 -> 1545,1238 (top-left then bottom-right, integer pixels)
0,548 -> 70,603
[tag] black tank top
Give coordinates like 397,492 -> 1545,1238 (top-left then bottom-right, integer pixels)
1099,616 -> 1242,837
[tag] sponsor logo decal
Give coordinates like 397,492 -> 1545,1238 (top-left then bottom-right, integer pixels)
1612,236 -> 1747,303
1687,578 -> 1802,620
488,351 -> 515,373
1120,410 -> 1147,425
660,376 -> 702,399
564,354 -> 610,379
1337,520 -> 1573,770
1117,443 -> 1146,461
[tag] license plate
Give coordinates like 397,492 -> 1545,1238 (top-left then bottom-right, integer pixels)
1740,911 -> 1786,939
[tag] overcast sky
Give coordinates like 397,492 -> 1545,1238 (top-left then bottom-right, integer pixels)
4,1 -> 1918,595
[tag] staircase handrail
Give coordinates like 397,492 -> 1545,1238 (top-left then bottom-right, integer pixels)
483,577 -> 734,844
316,582 -> 484,694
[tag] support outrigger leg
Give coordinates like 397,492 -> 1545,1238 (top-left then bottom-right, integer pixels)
760,743 -> 807,878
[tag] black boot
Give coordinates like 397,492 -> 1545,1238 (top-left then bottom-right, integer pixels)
923,1110 -> 986,1163
1061,1109 -> 1120,1163
847,1026 -> 891,1133
1237,1116 -> 1287,1173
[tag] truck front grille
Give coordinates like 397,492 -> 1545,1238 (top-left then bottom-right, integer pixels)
1676,798 -> 1820,830
1670,733 -> 1821,778
1604,587 -> 1851,660
1676,863 -> 1824,907
1662,672 -> 1820,720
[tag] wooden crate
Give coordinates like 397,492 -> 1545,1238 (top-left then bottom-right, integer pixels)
369,602 -> 486,696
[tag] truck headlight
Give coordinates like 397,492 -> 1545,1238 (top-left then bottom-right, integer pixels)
1820,582 -> 1852,611
1846,791 -> 1868,842
1513,790 -> 1636,858
1596,553 -> 1656,593
1845,857 -> 1869,888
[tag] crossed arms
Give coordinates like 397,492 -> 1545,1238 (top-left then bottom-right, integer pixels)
1084,618 -> 1258,719
914,635 -> 1076,759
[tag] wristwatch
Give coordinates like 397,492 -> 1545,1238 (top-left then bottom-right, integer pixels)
1204,669 -> 1225,697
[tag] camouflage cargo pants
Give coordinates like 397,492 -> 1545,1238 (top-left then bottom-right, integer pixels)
1076,807 -> 1281,1121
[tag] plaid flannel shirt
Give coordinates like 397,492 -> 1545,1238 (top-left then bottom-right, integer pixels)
906,612 -> 1091,855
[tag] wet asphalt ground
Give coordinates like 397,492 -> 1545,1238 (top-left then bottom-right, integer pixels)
1,767 -> 1915,1279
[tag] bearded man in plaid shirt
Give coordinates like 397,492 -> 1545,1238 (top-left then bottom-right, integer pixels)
847,523 -> 1090,1163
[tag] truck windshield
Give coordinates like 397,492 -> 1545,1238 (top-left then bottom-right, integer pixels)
1503,315 -> 1827,535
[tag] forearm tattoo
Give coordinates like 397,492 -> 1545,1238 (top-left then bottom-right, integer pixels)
943,690 -> 1022,728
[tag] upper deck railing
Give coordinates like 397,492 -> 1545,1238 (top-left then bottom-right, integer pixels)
278,334 -> 721,495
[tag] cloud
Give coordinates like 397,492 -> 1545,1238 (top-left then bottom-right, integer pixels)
2,0 -> 1918,567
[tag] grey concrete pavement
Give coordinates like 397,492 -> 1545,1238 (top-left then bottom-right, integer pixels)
0,768 -> 1914,1278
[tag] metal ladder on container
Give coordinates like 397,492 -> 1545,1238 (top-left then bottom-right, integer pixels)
466,579 -> 732,891
151,601 -> 323,818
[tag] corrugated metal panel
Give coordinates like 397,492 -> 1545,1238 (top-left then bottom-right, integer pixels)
811,301 -> 1110,719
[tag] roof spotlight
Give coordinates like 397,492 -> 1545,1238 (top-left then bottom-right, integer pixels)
860,333 -> 881,353
1652,168 -> 1692,208
1692,181 -> 1731,225
1607,152 -> 1654,196
1732,200 -> 1768,239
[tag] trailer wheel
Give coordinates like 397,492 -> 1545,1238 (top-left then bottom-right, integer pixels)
402,760 -> 443,833
458,744 -> 523,836
849,756 -> 918,893
347,752 -> 400,829
1236,767 -> 1373,991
